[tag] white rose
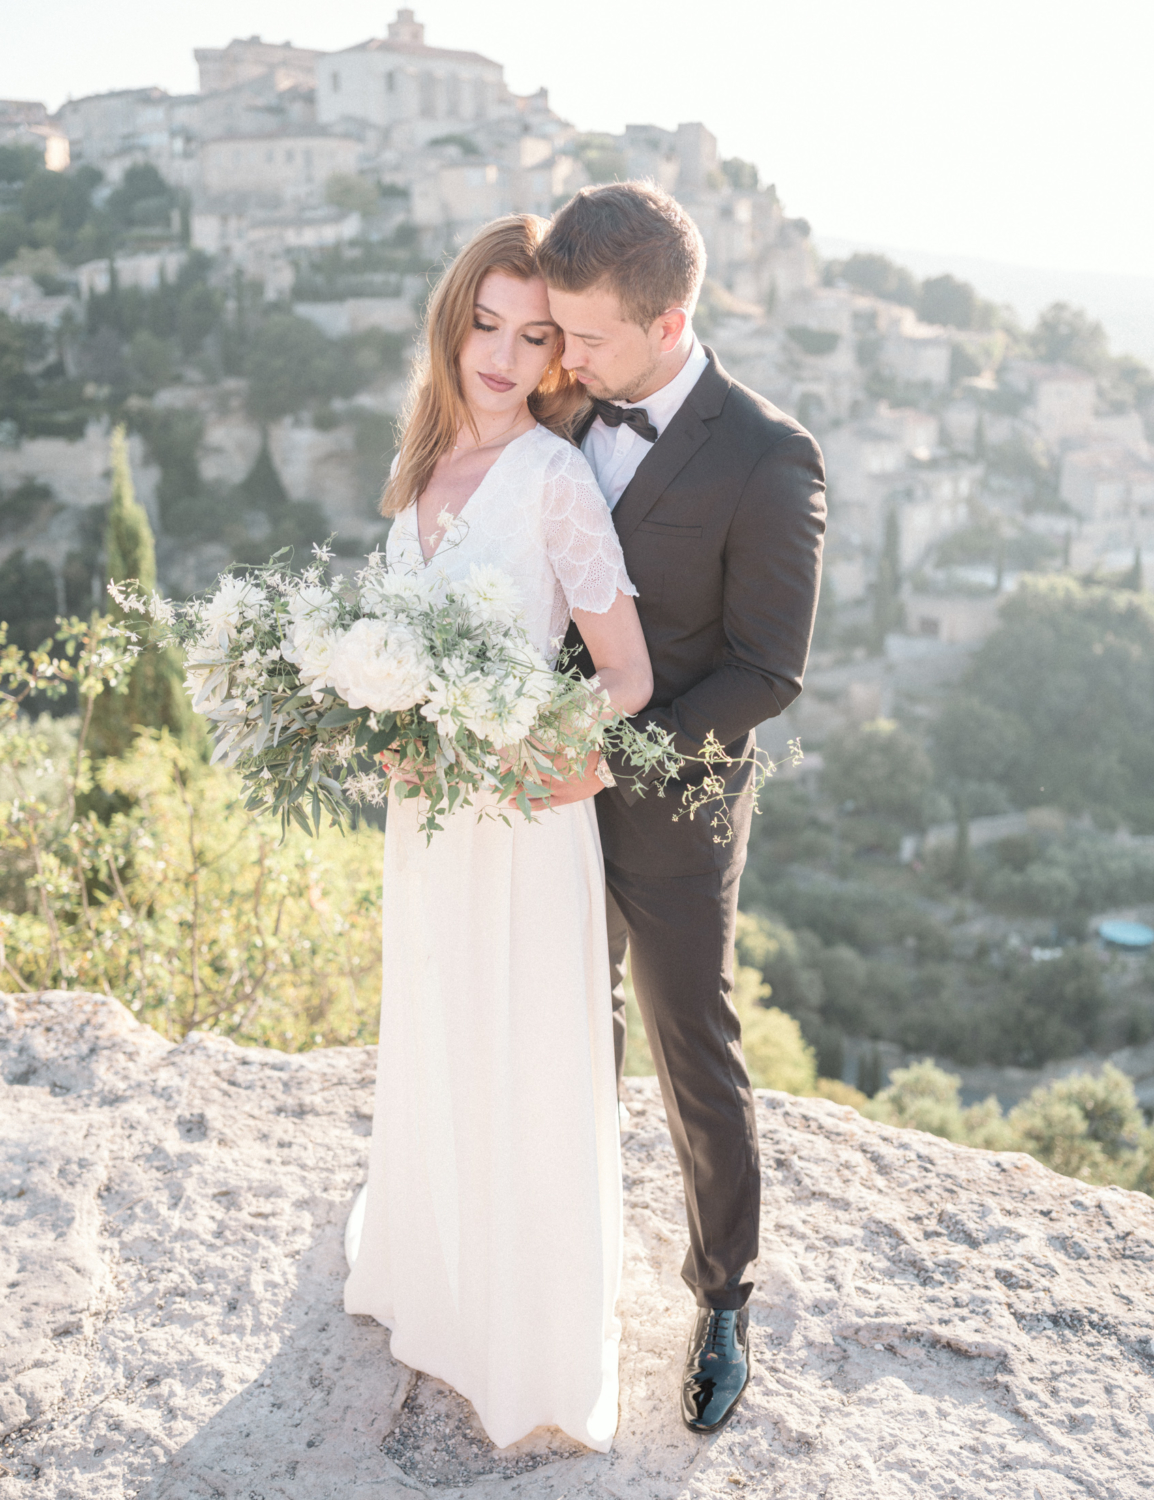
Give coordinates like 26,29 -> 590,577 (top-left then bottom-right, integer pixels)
329,618 -> 433,712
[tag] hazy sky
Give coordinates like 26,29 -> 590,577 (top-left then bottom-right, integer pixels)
5,0 -> 1152,279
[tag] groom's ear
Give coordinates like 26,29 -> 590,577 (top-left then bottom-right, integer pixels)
653,308 -> 689,353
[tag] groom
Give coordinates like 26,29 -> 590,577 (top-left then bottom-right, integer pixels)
537,184 -> 826,1433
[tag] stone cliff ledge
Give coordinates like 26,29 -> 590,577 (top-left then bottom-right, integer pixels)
3,990 -> 1153,1498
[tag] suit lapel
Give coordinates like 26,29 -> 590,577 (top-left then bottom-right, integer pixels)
610,349 -> 731,544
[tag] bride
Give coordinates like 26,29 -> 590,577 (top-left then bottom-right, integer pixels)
343,214 -> 652,1452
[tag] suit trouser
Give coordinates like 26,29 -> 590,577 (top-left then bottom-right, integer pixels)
604,854 -> 761,1309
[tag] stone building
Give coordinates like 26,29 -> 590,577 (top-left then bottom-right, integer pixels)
316,10 -> 511,148
0,100 -> 69,171
194,38 -> 325,96
199,132 -> 360,206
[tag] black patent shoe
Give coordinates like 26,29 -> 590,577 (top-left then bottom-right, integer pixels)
680,1306 -> 751,1434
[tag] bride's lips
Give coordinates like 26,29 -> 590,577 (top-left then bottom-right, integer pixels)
479,372 -> 516,393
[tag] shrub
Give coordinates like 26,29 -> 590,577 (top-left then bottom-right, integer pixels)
865,1058 -> 1153,1192
733,960 -> 818,1094
864,1059 -> 1013,1149
787,326 -> 840,357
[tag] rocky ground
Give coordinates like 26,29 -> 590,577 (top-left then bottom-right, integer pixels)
3,990 -> 1154,1499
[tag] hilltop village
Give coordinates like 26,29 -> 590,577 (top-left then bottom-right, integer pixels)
1,8 -> 1152,743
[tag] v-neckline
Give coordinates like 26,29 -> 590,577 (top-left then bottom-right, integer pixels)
417,425 -> 538,564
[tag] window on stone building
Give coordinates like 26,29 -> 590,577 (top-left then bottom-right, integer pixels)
387,71 -> 396,93
446,74 -> 461,118
285,149 -> 295,164
332,72 -> 341,92
266,148 -> 274,163
472,77 -> 486,119
419,72 -> 436,118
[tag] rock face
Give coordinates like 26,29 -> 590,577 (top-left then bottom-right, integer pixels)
3,991 -> 1154,1499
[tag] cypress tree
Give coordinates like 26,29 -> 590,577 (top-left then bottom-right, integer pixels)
870,507 -> 905,653
88,424 -> 196,757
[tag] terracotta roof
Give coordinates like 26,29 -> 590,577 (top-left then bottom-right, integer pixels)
336,37 -> 501,68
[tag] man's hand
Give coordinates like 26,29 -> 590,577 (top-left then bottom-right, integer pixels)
523,751 -> 604,811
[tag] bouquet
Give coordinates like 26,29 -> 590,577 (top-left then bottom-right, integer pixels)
112,542 -> 684,840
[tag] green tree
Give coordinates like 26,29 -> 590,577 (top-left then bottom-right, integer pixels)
0,550 -> 57,654
88,426 -> 193,757
947,576 -> 1154,829
245,313 -> 352,423
721,157 -> 759,191
918,274 -> 979,329
824,252 -> 919,307
1029,302 -> 1110,372
324,173 -> 381,215
821,717 -> 933,827
870,506 -> 904,651
0,144 -> 43,183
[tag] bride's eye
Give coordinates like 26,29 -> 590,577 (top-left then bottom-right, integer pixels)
473,319 -> 497,332
523,334 -> 548,347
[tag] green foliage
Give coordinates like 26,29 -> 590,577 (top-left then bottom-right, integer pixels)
0,480 -> 56,537
0,311 -> 37,416
0,720 -> 383,1048
866,1059 -> 1154,1194
127,328 -> 174,393
870,507 -> 904,650
995,947 -> 1107,1065
721,157 -> 759,191
1029,301 -> 1110,372
822,717 -> 932,828
245,313 -> 356,422
87,427 -> 193,759
325,173 -> 382,215
918,274 -> 997,331
824,252 -> 919,308
131,406 -> 209,534
946,577 -> 1154,829
426,134 -> 480,156
787,325 -> 840,357
104,163 -> 176,232
0,550 -> 57,653
0,144 -> 43,184
738,989 -> 819,1093
572,134 -> 627,184
864,1059 -> 1013,1148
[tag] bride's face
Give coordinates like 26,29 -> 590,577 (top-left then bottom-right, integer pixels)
458,272 -> 560,420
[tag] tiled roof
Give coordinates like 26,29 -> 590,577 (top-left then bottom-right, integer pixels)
337,37 -> 501,68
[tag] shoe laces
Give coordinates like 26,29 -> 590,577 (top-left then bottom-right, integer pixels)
704,1310 -> 734,1353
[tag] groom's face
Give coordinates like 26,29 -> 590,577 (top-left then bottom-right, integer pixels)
547,283 -> 676,403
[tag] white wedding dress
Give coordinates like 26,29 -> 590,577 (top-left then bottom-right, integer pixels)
344,424 -> 634,1452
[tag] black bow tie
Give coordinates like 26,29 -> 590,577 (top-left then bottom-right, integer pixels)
590,396 -> 658,443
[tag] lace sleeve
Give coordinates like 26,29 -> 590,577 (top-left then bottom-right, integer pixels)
541,442 -> 638,614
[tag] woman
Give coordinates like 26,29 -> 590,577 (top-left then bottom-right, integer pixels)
343,215 -> 652,1453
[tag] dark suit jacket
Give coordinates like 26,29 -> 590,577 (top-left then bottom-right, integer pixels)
568,347 -> 826,875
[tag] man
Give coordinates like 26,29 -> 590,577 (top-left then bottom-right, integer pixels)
536,183 -> 826,1434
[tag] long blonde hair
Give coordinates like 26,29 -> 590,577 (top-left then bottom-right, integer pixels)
381,214 -> 586,517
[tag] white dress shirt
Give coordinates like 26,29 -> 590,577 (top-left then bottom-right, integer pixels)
581,337 -> 710,509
